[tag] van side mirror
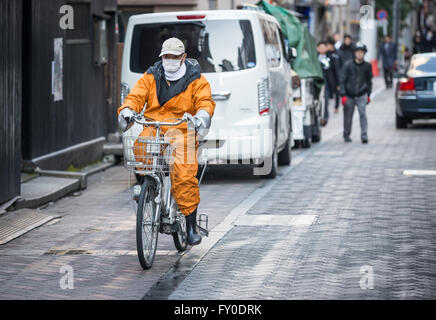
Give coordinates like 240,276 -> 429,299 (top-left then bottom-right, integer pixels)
286,47 -> 297,62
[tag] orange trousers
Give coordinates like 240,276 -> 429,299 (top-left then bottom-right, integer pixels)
134,125 -> 199,216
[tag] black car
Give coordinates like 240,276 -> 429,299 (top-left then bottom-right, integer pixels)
395,53 -> 436,128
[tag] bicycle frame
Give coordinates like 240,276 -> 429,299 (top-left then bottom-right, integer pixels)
125,114 -> 207,234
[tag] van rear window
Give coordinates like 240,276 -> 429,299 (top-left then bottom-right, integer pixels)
130,19 -> 256,73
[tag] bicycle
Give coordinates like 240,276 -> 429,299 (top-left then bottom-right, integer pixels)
122,112 -> 209,270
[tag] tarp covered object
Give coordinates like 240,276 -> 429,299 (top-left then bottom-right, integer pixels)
257,0 -> 324,89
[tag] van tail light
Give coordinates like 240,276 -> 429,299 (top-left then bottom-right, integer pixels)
177,15 -> 206,20
120,82 -> 130,105
258,78 -> 271,116
399,77 -> 416,96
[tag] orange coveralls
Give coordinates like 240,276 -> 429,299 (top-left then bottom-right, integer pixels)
118,68 -> 215,216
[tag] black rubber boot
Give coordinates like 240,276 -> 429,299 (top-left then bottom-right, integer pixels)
186,209 -> 201,246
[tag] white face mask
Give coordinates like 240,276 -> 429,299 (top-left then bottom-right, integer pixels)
162,58 -> 182,73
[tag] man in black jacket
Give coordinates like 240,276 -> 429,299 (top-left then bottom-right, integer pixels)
340,42 -> 373,144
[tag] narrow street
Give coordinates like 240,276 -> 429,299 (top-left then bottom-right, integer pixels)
0,83 -> 435,300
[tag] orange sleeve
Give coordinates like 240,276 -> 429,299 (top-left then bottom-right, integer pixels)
117,73 -> 152,115
192,75 -> 216,118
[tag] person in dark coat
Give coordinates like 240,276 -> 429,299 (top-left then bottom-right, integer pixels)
317,41 -> 336,126
378,35 -> 397,89
340,42 -> 373,144
413,30 -> 424,54
339,34 -> 355,64
327,37 -> 342,113
422,29 -> 436,53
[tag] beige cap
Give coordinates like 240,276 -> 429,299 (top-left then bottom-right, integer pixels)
159,37 -> 185,57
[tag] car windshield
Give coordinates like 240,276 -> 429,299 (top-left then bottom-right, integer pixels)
130,19 -> 256,74
407,55 -> 436,76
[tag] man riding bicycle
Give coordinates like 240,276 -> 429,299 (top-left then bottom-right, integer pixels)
118,37 -> 216,246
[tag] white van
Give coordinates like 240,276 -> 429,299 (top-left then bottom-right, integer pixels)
121,10 -> 294,178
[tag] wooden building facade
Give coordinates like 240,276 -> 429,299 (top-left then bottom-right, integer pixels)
1,0 -> 118,205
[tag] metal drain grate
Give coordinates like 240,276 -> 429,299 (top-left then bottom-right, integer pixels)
0,209 -> 60,245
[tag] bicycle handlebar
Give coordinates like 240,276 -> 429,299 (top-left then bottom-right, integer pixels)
125,113 -> 206,146
131,114 -> 186,127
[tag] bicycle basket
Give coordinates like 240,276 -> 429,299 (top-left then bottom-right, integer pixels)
123,135 -> 175,174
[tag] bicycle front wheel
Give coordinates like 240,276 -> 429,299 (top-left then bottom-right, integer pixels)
136,180 -> 159,269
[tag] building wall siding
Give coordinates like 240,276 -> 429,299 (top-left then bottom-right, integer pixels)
0,0 -> 22,203
22,0 -> 117,163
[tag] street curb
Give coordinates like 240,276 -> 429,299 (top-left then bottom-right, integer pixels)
12,161 -> 116,211
35,161 -> 115,189
13,178 -> 81,211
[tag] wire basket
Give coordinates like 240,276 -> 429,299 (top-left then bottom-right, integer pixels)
123,135 -> 175,174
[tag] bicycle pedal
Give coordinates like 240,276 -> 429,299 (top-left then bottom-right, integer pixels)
197,213 -> 209,237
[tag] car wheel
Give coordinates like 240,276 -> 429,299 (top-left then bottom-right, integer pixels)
396,113 -> 408,129
293,140 -> 301,149
278,133 -> 292,166
311,117 -> 322,143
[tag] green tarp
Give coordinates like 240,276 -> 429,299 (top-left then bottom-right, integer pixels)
257,0 -> 324,89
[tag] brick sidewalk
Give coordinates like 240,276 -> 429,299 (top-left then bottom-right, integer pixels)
169,86 -> 436,299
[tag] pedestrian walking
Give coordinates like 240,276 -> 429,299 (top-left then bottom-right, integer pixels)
404,47 -> 412,66
327,37 -> 342,113
378,35 -> 397,89
413,30 -> 424,54
339,34 -> 355,64
422,29 -> 436,52
340,42 -> 373,144
317,41 -> 336,126
333,32 -> 342,51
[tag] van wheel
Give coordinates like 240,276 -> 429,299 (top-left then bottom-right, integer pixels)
278,134 -> 292,166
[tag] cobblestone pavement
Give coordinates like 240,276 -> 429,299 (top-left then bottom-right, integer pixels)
168,86 -> 436,300
0,161 -> 265,299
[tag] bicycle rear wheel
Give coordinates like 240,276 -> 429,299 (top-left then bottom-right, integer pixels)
136,180 -> 159,269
